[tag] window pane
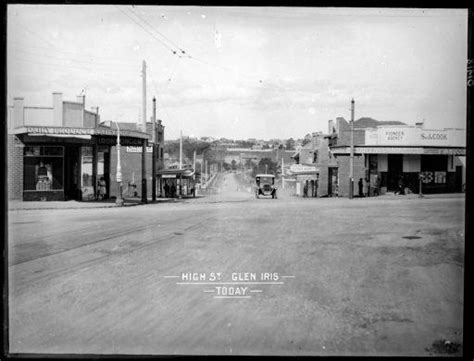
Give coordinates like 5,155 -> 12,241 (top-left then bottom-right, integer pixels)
50,157 -> 64,189
24,158 -> 38,190
24,146 -> 41,156
81,147 -> 94,200
43,146 -> 63,156
23,157 -> 63,190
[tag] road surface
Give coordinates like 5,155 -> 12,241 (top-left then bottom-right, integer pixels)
8,172 -> 464,356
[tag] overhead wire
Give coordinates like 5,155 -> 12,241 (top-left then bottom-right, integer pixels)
129,6 -> 187,56
114,5 -> 179,56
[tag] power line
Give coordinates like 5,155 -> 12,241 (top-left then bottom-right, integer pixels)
114,5 -> 179,56
129,6 -> 187,56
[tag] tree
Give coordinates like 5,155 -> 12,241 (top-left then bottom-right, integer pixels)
285,137 -> 295,150
251,158 -> 277,177
301,133 -> 312,146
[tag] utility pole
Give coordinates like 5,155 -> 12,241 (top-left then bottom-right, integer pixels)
179,131 -> 183,170
281,157 -> 285,189
142,60 -> 147,132
115,122 -> 124,206
152,97 -> 157,201
349,98 -> 355,199
141,60 -> 147,203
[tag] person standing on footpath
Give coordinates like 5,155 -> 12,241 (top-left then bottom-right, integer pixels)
358,178 -> 364,197
373,175 -> 380,196
363,178 -> 369,197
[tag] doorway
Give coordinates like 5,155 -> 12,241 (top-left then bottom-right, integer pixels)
64,146 -> 81,200
387,154 -> 403,191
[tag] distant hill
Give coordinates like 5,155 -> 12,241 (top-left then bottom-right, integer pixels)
353,117 -> 406,128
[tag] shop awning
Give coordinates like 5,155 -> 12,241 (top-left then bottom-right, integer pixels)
28,134 -> 92,140
157,168 -> 195,178
331,146 -> 466,156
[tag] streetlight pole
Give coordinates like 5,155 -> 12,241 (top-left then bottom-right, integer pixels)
115,121 -> 124,206
349,98 -> 355,199
152,97 -> 157,201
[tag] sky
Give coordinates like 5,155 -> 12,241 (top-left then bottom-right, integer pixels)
7,5 -> 468,140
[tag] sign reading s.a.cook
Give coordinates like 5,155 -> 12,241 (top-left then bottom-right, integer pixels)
420,132 -> 448,141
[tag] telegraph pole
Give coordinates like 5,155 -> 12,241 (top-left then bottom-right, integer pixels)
141,60 -> 147,203
152,97 -> 157,201
281,157 -> 285,189
179,131 -> 183,170
142,60 -> 147,132
349,98 -> 355,199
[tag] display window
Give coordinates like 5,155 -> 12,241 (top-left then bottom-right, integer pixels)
81,146 -> 94,200
24,146 -> 64,191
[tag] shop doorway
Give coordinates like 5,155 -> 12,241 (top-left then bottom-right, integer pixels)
387,154 -> 403,191
455,166 -> 463,192
97,148 -> 110,199
64,147 -> 81,200
328,167 -> 338,196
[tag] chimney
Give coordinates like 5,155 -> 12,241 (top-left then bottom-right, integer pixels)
76,94 -> 85,126
336,117 -> 348,133
53,92 -> 63,126
328,119 -> 335,134
13,97 -> 24,128
76,95 -> 85,105
415,119 -> 424,128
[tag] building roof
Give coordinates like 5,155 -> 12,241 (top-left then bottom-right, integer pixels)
156,168 -> 195,178
353,117 -> 406,128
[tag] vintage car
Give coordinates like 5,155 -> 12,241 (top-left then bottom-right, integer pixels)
255,174 -> 277,199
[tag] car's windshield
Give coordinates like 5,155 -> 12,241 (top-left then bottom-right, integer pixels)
257,177 -> 273,184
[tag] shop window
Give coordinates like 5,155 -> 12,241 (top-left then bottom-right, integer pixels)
24,146 -> 64,191
81,146 -> 94,200
369,154 -> 378,173
434,171 -> 446,184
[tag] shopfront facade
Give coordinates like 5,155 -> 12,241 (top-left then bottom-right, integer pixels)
330,125 -> 466,197
156,168 -> 196,198
8,93 -> 151,201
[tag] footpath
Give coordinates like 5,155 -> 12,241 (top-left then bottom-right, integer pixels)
7,192 -> 464,211
7,195 -> 202,211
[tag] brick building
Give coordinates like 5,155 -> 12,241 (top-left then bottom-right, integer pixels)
107,121 -> 165,199
287,132 -> 337,197
7,93 -> 164,202
328,117 -> 466,197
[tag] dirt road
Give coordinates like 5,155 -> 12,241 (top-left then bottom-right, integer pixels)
8,173 -> 464,356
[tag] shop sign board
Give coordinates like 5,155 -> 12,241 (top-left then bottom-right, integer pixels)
97,137 -> 145,146
22,126 -> 150,139
289,164 -> 319,173
126,146 -> 153,153
365,127 -> 465,147
332,146 -> 465,156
